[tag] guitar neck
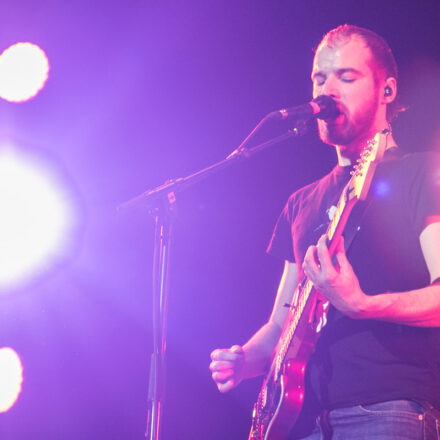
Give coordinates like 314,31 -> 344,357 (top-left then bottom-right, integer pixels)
326,184 -> 357,253
271,182 -> 359,380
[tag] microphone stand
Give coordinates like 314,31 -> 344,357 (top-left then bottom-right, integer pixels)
117,118 -> 305,440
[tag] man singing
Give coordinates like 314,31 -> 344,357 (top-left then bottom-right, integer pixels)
210,25 -> 440,439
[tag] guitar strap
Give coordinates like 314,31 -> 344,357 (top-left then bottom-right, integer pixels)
341,198 -> 372,255
343,147 -> 404,255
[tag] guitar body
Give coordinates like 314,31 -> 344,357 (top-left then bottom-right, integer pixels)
249,292 -> 325,440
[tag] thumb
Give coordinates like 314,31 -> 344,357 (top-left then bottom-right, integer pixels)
335,237 -> 350,270
230,345 -> 244,354
335,236 -> 345,254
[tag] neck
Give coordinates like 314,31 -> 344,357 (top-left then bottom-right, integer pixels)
335,131 -> 397,167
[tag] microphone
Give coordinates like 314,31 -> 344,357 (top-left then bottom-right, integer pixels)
268,95 -> 340,121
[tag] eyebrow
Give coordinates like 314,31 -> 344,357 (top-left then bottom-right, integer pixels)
311,68 -> 363,80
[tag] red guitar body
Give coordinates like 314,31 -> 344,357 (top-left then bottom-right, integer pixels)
248,291 -> 327,440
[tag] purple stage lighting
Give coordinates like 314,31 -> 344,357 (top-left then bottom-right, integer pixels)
0,42 -> 50,103
0,347 -> 23,412
0,146 -> 75,290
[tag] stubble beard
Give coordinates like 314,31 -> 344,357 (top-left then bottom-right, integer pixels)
317,94 -> 379,155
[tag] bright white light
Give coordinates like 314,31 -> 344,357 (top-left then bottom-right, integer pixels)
0,347 -> 24,412
0,42 -> 50,103
0,147 -> 73,290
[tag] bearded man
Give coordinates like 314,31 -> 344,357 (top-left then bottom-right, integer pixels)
210,25 -> 440,439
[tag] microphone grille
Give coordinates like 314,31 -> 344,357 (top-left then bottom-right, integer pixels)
312,95 -> 340,120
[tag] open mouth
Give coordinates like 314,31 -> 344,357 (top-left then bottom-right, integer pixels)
324,112 -> 345,125
326,103 -> 346,123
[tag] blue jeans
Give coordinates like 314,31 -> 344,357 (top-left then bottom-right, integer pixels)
300,400 -> 440,440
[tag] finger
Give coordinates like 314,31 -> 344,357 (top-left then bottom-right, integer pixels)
209,360 -> 234,372
331,236 -> 344,270
316,235 -> 337,278
303,245 -> 319,274
212,369 -> 234,383
217,379 -> 234,393
210,349 -> 240,361
335,237 -> 352,273
335,235 -> 345,254
230,345 -> 243,354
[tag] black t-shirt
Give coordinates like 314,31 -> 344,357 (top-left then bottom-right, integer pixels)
267,149 -> 440,414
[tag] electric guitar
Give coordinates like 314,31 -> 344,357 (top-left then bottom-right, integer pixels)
248,130 -> 389,440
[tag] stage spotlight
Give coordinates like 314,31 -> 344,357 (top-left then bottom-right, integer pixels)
0,42 -> 50,103
0,347 -> 23,412
0,146 -> 75,291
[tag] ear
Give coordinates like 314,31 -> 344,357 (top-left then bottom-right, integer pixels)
382,77 -> 397,104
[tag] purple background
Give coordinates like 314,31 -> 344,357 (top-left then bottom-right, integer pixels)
0,1 -> 439,438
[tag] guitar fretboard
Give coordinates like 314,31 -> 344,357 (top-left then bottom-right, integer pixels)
273,181 -> 349,380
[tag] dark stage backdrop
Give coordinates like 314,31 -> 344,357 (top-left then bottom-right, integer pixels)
0,1 -> 439,439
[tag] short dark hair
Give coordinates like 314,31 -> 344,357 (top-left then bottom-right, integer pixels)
317,24 -> 403,121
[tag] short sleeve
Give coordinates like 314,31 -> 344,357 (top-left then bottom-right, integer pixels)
266,200 -> 295,262
408,153 -> 440,235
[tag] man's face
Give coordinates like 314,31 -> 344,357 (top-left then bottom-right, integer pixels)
312,36 -> 381,150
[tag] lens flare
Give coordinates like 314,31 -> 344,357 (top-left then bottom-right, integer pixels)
0,347 -> 24,412
0,42 -> 50,103
0,147 -> 74,290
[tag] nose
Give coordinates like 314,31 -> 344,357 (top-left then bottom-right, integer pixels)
320,75 -> 340,99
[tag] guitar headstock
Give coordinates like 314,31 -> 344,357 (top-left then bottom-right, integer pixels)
348,129 -> 389,201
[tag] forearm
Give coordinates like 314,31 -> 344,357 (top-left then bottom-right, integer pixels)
242,320 -> 282,379
361,284 -> 440,327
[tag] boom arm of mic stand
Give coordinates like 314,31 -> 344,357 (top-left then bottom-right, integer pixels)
117,119 -> 300,440
117,129 -> 297,214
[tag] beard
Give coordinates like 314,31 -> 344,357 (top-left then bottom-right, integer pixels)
317,93 -> 379,151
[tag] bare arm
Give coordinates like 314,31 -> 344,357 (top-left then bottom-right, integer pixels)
303,222 -> 440,327
210,260 -> 298,392
241,260 -> 299,377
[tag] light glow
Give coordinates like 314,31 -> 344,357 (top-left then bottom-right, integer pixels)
0,146 -> 74,290
0,347 -> 24,412
0,42 -> 50,103
373,179 -> 392,199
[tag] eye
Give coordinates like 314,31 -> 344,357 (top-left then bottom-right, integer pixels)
340,74 -> 356,83
312,74 -> 326,86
